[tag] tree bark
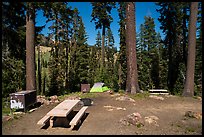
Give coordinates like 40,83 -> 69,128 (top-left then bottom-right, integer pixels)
26,3 -> 36,90
37,44 -> 41,94
125,2 -> 140,94
183,6 -> 187,67
101,25 -> 105,69
65,45 -> 69,89
182,2 -> 198,97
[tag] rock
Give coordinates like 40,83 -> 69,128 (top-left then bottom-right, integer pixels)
44,100 -> 50,105
185,111 -> 202,119
104,105 -> 114,108
140,90 -> 144,93
104,105 -> 126,111
13,112 -> 25,115
29,108 -> 37,113
107,90 -> 114,94
37,95 -> 50,105
2,115 -> 12,122
116,96 -> 135,102
119,118 -> 129,126
65,96 -> 81,100
116,107 -> 126,111
145,115 -> 159,125
49,95 -> 59,103
149,95 -> 164,100
120,112 -> 144,127
54,100 -> 60,103
107,109 -> 114,111
196,96 -> 202,101
111,93 -> 120,97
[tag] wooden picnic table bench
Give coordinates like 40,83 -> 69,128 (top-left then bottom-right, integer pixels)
37,99 -> 88,130
70,106 -> 88,130
149,89 -> 169,95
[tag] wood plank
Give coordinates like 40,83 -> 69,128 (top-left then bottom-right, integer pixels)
149,93 -> 169,95
50,116 -> 54,127
149,89 -> 168,92
47,108 -> 71,117
70,106 -> 88,126
37,115 -> 51,125
54,100 -> 80,109
46,100 -> 80,117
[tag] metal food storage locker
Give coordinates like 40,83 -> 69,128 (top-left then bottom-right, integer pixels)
81,84 -> 90,93
10,90 -> 37,112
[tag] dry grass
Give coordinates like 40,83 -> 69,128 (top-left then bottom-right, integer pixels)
35,46 -> 51,53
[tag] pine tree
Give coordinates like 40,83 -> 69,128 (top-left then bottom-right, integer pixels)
26,2 -> 36,90
125,2 -> 140,94
43,2 -> 72,95
91,2 -> 116,72
75,16 -> 90,89
105,28 -> 117,89
143,16 -> 157,51
69,8 -> 80,91
2,2 -> 26,97
118,2 -> 127,90
105,28 -> 115,70
156,2 -> 187,94
194,2 -> 202,96
182,2 -> 199,97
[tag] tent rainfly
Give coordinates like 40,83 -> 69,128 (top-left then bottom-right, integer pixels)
90,82 -> 110,92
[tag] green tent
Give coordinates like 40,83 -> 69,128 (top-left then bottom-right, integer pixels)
90,82 -> 110,92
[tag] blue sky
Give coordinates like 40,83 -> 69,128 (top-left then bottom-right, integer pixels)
36,2 -> 164,50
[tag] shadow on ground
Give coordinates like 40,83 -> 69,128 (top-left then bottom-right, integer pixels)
41,111 -> 89,131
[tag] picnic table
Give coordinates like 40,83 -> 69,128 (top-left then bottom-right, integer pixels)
149,89 -> 169,95
37,99 -> 88,130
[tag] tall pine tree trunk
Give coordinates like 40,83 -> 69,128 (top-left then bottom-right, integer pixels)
26,3 -> 36,90
101,25 -> 105,69
37,44 -> 41,94
182,2 -> 198,97
65,45 -> 69,89
183,6 -> 187,67
125,2 -> 140,94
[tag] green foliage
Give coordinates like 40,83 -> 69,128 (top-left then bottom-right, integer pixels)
43,2 -> 73,95
136,122 -> 144,128
104,28 -> 118,91
185,127 -> 195,133
3,2 -> 202,99
2,2 -> 26,98
129,92 -> 150,100
96,31 -> 102,48
137,16 -> 164,91
156,2 -> 190,94
94,66 -> 107,83
2,2 -> 26,60
88,46 -> 100,85
75,17 -> 90,86
2,57 -> 25,98
143,16 -> 157,51
91,2 -> 116,30
194,3 -> 202,96
117,2 -> 127,90
2,98 -> 11,115
91,2 -> 116,75
172,63 -> 185,95
58,92 -> 100,101
79,93 -> 100,99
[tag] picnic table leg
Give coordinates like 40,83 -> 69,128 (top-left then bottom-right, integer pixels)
69,125 -> 74,131
50,116 -> 54,128
69,119 -> 82,131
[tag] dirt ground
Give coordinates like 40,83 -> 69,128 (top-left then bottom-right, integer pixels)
2,92 -> 202,135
